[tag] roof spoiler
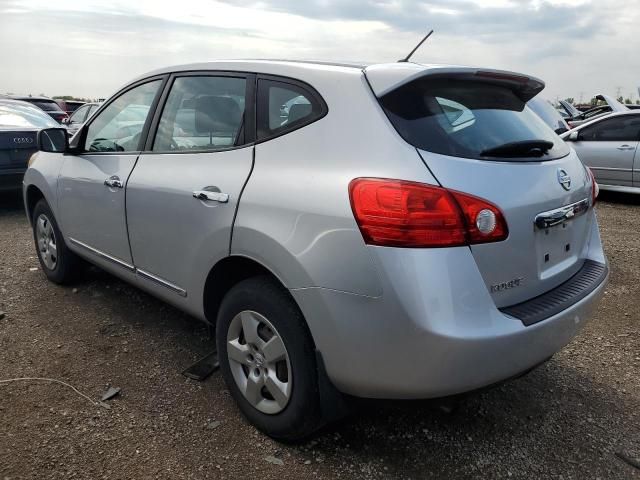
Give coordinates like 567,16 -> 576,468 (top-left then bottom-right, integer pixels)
365,63 -> 545,102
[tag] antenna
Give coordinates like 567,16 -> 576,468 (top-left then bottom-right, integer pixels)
398,30 -> 434,63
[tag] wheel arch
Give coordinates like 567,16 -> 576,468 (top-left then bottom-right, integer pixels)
25,184 -> 46,226
204,255 -> 349,424
202,255 -> 313,344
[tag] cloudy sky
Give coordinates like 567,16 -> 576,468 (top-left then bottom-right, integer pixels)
0,0 -> 638,102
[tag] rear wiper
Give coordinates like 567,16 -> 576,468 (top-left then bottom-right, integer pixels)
481,140 -> 554,158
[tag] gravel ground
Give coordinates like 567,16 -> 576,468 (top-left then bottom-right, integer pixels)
0,189 -> 638,480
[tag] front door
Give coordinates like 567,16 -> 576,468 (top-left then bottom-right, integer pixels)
126,73 -> 254,300
58,79 -> 163,267
573,114 -> 640,187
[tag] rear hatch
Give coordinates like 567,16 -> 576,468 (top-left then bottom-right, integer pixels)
0,129 -> 38,171
366,64 -> 595,307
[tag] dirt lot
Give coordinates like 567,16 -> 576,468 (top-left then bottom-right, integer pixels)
0,189 -> 638,480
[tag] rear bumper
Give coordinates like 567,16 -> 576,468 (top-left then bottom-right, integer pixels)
292,217 -> 608,399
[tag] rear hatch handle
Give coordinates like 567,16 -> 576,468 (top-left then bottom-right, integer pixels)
535,199 -> 589,229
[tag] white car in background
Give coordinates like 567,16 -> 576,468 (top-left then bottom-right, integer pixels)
563,110 -> 640,193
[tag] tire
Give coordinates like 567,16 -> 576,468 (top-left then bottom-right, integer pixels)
31,199 -> 81,284
216,275 -> 324,441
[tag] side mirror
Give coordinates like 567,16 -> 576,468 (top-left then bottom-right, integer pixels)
61,117 -> 69,125
38,128 -> 69,153
567,130 -> 580,142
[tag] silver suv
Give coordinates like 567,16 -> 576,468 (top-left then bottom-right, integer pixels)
24,60 -> 608,440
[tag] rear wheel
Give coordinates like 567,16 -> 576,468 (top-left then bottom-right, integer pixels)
216,276 -> 324,441
32,199 -> 81,284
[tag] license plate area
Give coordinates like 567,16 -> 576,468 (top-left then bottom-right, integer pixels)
534,199 -> 590,279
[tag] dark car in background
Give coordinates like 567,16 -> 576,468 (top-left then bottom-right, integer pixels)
56,99 -> 86,115
3,96 -> 69,124
61,102 -> 101,136
0,99 -> 60,190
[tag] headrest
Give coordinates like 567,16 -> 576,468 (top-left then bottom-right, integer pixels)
195,95 -> 241,133
288,103 -> 312,124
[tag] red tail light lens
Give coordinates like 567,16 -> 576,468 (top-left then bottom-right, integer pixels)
587,167 -> 599,206
349,178 -> 508,248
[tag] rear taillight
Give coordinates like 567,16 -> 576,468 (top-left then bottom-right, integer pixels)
348,178 -> 508,248
450,189 -> 509,244
587,167 -> 599,206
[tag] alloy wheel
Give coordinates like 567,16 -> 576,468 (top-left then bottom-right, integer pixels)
36,214 -> 57,271
226,310 -> 292,414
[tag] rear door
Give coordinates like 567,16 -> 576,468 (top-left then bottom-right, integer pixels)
58,78 -> 164,267
125,72 -> 255,300
571,114 -> 640,187
376,72 -> 596,307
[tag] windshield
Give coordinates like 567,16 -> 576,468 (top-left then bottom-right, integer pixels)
0,101 -> 60,128
380,78 -> 569,161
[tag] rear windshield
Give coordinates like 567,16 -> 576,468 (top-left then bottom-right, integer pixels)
0,102 -> 59,128
31,100 -> 63,112
380,78 -> 569,161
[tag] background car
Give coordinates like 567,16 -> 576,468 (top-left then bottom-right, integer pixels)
62,102 -> 101,136
558,99 -> 583,121
0,98 -> 60,190
560,95 -> 629,128
528,97 -> 570,135
562,110 -> 640,193
3,96 -> 69,124
57,99 -> 86,115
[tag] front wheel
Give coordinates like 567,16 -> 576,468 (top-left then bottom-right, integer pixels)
32,199 -> 81,284
216,276 -> 324,441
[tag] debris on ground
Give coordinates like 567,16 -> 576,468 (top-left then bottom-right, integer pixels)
615,452 -> 640,471
100,387 -> 121,402
206,420 -> 221,430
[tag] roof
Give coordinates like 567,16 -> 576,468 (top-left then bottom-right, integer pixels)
4,95 -> 58,102
0,98 -> 43,107
124,60 -> 543,101
131,59 -> 367,82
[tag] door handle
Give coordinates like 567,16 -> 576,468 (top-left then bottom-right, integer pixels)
193,190 -> 229,203
617,145 -> 636,151
104,176 -> 123,188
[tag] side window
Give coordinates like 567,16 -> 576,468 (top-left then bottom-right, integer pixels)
87,104 -> 99,119
580,116 -> 640,142
85,80 -> 161,153
435,97 -> 476,132
69,105 -> 89,124
153,76 -> 246,152
257,79 -> 324,140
